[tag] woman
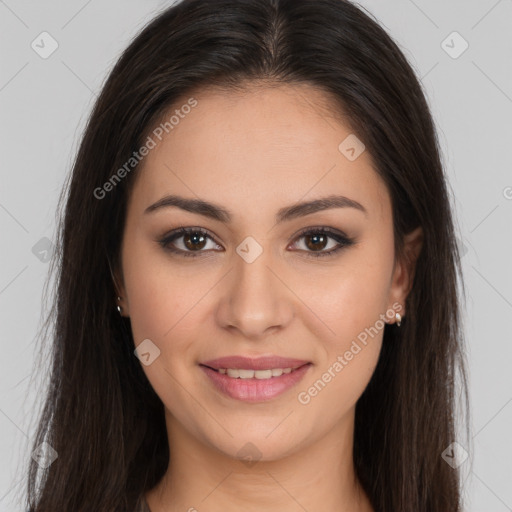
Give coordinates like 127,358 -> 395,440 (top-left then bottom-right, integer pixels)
26,0 -> 470,510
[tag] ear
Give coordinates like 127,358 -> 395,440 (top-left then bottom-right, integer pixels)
387,226 -> 423,318
109,257 -> 130,317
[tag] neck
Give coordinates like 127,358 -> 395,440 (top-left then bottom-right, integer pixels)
146,406 -> 374,512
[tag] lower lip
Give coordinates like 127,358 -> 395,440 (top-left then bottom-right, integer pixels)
200,363 -> 312,402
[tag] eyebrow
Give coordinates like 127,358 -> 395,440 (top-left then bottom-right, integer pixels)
144,194 -> 368,223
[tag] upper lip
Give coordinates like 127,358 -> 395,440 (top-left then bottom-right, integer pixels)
200,355 -> 311,371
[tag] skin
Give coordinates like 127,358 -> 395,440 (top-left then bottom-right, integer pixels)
115,83 -> 423,512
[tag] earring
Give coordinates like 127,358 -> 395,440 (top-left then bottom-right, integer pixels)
395,312 -> 402,327
116,296 -> 123,316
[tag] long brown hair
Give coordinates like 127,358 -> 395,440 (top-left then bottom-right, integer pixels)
25,0 -> 470,510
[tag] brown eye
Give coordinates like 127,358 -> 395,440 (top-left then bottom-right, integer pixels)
160,226 -> 355,259
291,227 -> 355,258
183,231 -> 208,251
304,233 -> 329,252
159,227 -> 221,258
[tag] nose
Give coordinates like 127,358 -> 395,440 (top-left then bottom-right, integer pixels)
215,250 -> 294,341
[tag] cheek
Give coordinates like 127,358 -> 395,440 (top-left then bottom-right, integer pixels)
121,239 -> 187,345
121,241 -> 222,395
124,275 -> 171,344
297,339 -> 381,420
291,249 -> 391,406
293,251 -> 393,343
121,245 -> 201,411
295,266 -> 389,414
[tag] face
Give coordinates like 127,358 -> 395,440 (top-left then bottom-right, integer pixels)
116,83 -> 421,462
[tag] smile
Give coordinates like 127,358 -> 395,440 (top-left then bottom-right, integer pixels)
199,363 -> 312,402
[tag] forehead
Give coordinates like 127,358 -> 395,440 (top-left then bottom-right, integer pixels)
129,84 -> 391,224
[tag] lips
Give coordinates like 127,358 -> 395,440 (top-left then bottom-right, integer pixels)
200,355 -> 311,371
200,362 -> 312,402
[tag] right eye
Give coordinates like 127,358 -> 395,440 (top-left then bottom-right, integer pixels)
159,227 -> 223,258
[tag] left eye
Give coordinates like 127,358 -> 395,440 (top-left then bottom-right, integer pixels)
159,226 -> 354,258
289,227 -> 355,258
291,230 -> 344,254
159,227 -> 220,257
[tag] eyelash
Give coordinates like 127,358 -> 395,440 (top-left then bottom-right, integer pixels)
158,226 -> 355,259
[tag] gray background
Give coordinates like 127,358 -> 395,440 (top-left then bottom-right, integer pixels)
1,0 -> 511,510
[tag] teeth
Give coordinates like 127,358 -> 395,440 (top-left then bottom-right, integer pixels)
219,367 -> 297,379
